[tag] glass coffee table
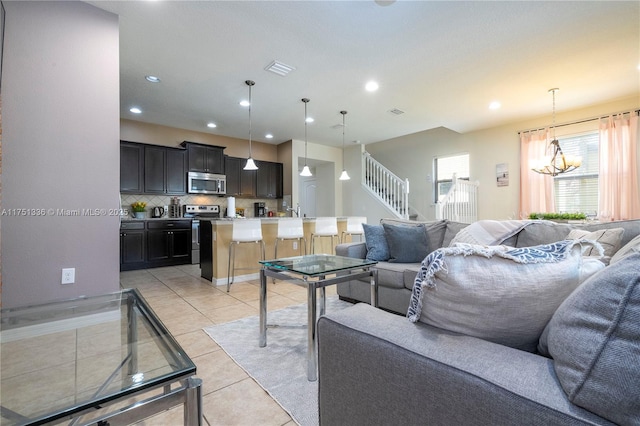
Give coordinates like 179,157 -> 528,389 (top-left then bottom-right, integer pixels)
0,289 -> 202,426
259,254 -> 378,381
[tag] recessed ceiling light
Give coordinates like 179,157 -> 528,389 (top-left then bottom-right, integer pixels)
365,81 -> 379,92
145,75 -> 161,83
265,134 -> 273,139
305,117 -> 314,123
207,122 -> 217,128
240,100 -> 250,107
489,101 -> 501,110
129,107 -> 142,114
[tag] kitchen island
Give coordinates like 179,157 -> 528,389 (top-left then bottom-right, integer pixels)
199,217 -> 351,285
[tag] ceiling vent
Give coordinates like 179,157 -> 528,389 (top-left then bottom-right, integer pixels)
389,108 -> 405,115
265,60 -> 296,76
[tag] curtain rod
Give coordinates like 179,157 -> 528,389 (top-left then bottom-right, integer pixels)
517,108 -> 640,135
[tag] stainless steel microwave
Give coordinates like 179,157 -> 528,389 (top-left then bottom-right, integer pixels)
187,171 -> 226,195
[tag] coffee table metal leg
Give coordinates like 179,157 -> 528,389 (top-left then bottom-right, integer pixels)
370,268 -> 379,307
307,278 -> 317,381
320,275 -> 327,317
184,377 -> 203,426
259,268 -> 267,347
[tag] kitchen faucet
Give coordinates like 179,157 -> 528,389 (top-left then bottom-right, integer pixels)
287,203 -> 301,217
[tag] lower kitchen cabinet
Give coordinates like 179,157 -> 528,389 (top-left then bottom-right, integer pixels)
120,221 -> 146,271
120,220 -> 192,270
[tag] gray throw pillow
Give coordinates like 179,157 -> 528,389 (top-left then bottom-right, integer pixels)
538,253 -> 640,425
382,223 -> 430,263
362,224 -> 389,261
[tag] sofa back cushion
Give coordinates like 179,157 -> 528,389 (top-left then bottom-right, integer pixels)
537,253 -> 640,425
362,224 -> 390,261
407,240 -> 605,352
382,221 -> 447,263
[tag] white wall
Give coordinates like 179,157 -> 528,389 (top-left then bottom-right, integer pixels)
355,96 -> 639,221
1,1 -> 120,308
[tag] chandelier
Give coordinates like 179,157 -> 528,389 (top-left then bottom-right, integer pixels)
531,88 -> 581,176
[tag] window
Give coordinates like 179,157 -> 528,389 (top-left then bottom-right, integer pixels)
435,153 -> 469,202
554,132 -> 599,214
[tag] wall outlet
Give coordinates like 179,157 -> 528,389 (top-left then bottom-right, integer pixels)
61,268 -> 75,284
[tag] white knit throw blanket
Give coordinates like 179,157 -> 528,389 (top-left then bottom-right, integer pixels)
449,219 -> 533,246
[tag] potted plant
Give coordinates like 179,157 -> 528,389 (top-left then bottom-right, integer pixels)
131,201 -> 147,219
528,212 -> 587,222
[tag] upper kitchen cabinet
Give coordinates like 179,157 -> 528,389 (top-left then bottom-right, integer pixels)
144,145 -> 187,195
256,160 -> 283,199
120,141 -> 144,193
181,141 -> 225,174
225,156 -> 256,198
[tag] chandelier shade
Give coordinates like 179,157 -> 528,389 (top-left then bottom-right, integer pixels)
531,88 -> 581,177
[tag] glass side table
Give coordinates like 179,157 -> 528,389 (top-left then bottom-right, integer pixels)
0,289 -> 202,426
258,254 -> 378,381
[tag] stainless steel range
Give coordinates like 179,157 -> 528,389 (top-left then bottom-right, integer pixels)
183,205 -> 220,264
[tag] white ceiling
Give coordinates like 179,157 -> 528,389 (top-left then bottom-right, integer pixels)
89,1 -> 640,147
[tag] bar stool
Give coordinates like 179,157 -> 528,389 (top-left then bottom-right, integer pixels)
227,219 -> 265,292
274,218 -> 306,258
310,217 -> 339,254
341,216 -> 367,243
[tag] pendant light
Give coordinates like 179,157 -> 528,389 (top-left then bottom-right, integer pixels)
338,110 -> 351,181
300,98 -> 312,177
531,88 -> 581,176
243,80 -> 258,171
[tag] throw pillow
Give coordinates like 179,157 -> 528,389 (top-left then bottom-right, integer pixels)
362,224 -> 389,261
566,227 -> 624,264
610,233 -> 640,264
382,223 -> 430,263
537,253 -> 640,425
407,240 -> 605,352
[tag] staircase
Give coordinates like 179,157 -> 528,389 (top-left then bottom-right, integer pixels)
362,152 -> 410,219
435,175 -> 479,223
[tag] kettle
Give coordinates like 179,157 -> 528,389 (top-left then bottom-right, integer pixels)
152,206 -> 165,218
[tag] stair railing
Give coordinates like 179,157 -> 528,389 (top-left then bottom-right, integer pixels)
362,152 -> 409,219
435,174 -> 479,223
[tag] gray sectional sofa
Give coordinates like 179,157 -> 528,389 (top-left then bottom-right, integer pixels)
336,218 -> 640,315
319,218 -> 640,425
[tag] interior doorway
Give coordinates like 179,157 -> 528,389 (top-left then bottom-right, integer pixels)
301,179 -> 317,217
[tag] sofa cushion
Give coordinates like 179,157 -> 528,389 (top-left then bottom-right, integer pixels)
382,222 -> 446,263
407,240 -> 605,352
537,253 -> 640,425
514,221 -> 574,247
371,261 -> 420,290
566,227 -> 624,264
362,224 -> 390,261
449,220 -> 531,246
610,233 -> 640,264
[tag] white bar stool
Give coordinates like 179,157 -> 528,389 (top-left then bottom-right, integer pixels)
227,219 -> 265,292
310,217 -> 339,254
274,218 -> 306,258
341,216 -> 367,243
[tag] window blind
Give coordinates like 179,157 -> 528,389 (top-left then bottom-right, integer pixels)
554,132 -> 599,213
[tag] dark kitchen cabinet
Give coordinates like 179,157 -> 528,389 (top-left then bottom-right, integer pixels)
166,148 -> 187,194
256,160 -> 283,199
182,142 -> 225,174
120,142 -> 144,193
225,156 -> 256,197
120,221 -> 146,271
146,220 -> 192,266
144,146 -> 187,195
144,146 -> 166,194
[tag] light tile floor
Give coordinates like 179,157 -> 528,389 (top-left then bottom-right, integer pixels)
120,264 -> 339,426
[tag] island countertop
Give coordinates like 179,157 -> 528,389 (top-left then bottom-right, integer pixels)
199,217 -> 353,285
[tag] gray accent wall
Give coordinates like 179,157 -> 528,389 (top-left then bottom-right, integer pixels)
1,1 -> 120,308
